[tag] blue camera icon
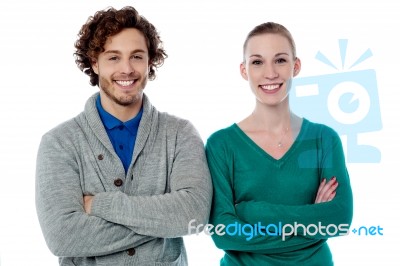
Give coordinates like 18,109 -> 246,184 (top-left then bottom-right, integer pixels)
289,69 -> 382,163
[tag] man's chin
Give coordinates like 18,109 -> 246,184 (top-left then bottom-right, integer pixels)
114,93 -> 143,107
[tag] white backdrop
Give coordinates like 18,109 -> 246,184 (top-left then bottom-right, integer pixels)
0,0 -> 399,265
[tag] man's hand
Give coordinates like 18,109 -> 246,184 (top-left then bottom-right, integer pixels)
83,195 -> 93,214
314,177 -> 338,203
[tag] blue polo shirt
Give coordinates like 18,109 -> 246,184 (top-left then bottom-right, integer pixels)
96,96 -> 143,173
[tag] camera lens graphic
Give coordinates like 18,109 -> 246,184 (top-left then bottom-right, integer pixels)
327,81 -> 370,125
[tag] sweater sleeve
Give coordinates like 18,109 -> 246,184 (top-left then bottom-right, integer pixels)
205,136 -> 321,255
89,120 -> 213,238
35,133 -> 153,258
235,129 -> 353,239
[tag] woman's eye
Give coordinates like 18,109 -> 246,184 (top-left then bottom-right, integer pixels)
252,60 -> 262,65
132,55 -> 143,60
276,58 -> 287,64
109,56 -> 118,61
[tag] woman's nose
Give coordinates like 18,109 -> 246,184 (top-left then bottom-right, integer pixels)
263,64 -> 278,79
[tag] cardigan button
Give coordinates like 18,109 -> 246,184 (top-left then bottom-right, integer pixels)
127,248 -> 135,256
97,154 -> 104,160
114,178 -> 123,187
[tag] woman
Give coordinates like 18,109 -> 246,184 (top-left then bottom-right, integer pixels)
206,22 -> 353,265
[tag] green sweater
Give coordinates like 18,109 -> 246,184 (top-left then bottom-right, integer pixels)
205,119 -> 353,266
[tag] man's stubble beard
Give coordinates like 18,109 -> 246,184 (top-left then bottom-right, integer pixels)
99,76 -> 147,107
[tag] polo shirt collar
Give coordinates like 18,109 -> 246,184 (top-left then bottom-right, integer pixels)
96,95 -> 143,133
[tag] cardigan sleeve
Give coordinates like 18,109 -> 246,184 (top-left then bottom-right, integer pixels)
35,133 -> 153,257
205,136 -> 322,255
235,128 -> 353,239
89,120 -> 213,238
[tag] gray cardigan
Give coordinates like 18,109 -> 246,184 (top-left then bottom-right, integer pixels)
35,93 -> 212,265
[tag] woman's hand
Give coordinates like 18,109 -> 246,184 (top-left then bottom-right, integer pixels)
314,177 -> 338,203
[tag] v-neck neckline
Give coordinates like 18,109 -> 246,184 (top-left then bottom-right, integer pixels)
232,118 -> 308,164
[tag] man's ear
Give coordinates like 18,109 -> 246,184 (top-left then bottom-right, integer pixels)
293,57 -> 301,77
91,59 -> 99,75
240,62 -> 248,80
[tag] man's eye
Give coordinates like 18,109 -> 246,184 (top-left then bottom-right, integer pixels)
109,56 -> 118,61
132,55 -> 143,60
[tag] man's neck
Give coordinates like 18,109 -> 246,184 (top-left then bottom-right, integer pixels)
99,93 -> 143,122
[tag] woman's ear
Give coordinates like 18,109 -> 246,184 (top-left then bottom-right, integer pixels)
293,57 -> 301,77
240,62 -> 249,80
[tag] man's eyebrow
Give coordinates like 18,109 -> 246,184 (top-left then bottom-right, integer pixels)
103,49 -> 147,54
103,50 -> 121,55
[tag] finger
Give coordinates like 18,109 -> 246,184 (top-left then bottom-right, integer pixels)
319,177 -> 337,197
319,181 -> 338,203
315,178 -> 326,203
327,191 -> 336,202
317,178 -> 326,194
315,177 -> 338,203
315,178 -> 334,203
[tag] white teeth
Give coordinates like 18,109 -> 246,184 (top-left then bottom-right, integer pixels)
260,84 -> 280,90
116,80 -> 134,86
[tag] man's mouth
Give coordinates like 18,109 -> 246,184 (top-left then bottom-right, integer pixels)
115,80 -> 135,87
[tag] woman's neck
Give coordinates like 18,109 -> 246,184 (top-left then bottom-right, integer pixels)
242,101 -> 293,133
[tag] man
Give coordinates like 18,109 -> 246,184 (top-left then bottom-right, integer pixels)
35,6 -> 212,265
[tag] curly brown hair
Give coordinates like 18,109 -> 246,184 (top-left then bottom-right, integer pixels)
74,6 -> 167,86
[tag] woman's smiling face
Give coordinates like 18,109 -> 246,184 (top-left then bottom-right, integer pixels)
240,33 -> 301,106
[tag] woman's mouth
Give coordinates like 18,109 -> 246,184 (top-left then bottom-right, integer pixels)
260,84 -> 280,90
259,83 -> 282,93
